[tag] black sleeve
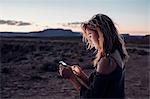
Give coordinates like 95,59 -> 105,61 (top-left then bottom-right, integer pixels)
80,72 -> 94,98
91,72 -> 110,98
80,72 -> 110,98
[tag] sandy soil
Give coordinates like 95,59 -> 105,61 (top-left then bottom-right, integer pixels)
0,37 -> 149,99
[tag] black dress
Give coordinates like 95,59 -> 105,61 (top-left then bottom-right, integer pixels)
80,64 -> 125,99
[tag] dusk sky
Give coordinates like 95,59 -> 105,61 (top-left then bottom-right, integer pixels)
0,0 -> 149,35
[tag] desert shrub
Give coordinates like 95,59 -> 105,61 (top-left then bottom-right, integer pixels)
28,45 -> 36,52
1,44 -> 13,54
14,57 -> 28,62
38,45 -> 54,51
137,50 -> 149,55
33,53 -> 41,58
80,51 -> 86,56
40,62 -> 58,72
61,57 -> 67,61
127,49 -> 149,55
30,75 -> 43,81
78,58 -> 84,62
1,67 -> 10,74
53,59 -> 60,63
71,56 -> 76,59
57,49 -> 62,52
127,49 -> 137,53
63,48 -> 70,53
62,53 -> 72,57
31,66 -> 36,69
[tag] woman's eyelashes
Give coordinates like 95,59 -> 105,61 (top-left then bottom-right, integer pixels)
88,33 -> 92,38
89,35 -> 92,38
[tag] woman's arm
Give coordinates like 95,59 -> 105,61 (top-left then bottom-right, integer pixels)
68,75 -> 82,92
59,65 -> 89,92
79,70 -> 89,85
68,70 -> 89,92
71,65 -> 89,87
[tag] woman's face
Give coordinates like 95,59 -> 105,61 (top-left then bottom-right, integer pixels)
86,28 -> 100,49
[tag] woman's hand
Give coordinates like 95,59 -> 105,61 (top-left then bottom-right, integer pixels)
59,64 -> 74,79
71,65 -> 89,87
71,65 -> 82,77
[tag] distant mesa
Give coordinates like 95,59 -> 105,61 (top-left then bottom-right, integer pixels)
0,28 -> 81,37
121,33 -> 150,44
0,29 -> 149,43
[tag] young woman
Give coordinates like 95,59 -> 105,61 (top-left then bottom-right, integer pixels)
59,14 -> 129,98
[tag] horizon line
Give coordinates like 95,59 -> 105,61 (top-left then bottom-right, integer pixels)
0,28 -> 149,36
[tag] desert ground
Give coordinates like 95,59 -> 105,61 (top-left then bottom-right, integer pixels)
0,37 -> 149,99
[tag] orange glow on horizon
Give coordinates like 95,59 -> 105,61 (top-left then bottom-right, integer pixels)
0,24 -> 149,36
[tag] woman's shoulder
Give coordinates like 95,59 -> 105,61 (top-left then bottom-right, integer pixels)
96,56 -> 117,75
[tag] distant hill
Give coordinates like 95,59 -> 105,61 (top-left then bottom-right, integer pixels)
121,34 -> 150,44
0,30 -> 149,45
0,29 -> 81,37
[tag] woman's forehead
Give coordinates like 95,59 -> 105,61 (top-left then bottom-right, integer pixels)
86,28 -> 96,33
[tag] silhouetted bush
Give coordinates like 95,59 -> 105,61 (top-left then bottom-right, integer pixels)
78,58 -> 84,62
14,57 -> 28,62
1,67 -> 10,74
30,75 -> 43,81
53,59 -> 60,63
127,49 -> 149,55
40,62 -> 58,72
137,50 -> 149,55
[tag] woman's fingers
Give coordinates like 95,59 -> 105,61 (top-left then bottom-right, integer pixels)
59,64 -> 65,76
59,67 -> 62,76
71,65 -> 81,76
59,64 -> 82,78
72,68 -> 78,74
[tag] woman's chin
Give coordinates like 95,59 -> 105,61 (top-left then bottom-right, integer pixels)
94,46 -> 98,50
94,44 -> 99,49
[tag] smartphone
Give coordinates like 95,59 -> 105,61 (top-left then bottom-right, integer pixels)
59,61 -> 90,89
59,61 -> 68,67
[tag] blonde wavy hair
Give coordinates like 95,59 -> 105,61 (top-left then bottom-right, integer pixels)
81,14 -> 129,66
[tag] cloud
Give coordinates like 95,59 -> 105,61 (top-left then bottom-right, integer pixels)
67,22 -> 81,25
61,22 -> 82,27
0,19 -> 32,26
